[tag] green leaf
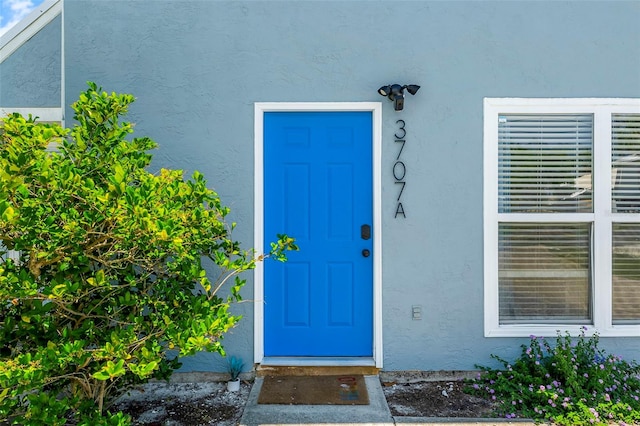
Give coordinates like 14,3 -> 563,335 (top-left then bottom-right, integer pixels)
140,361 -> 158,376
92,370 -> 111,381
51,284 -> 66,297
93,359 -> 127,381
114,164 -> 125,184
1,205 -> 16,221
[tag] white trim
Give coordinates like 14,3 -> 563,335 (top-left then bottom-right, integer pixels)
60,0 -> 65,127
593,109 -> 612,333
254,102 -> 383,368
0,107 -> 62,122
0,0 -> 62,63
484,98 -> 640,338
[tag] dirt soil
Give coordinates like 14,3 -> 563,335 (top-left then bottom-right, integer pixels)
381,379 -> 497,418
113,381 -> 251,426
114,378 -> 497,425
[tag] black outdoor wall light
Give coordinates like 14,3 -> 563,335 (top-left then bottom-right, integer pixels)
377,84 -> 420,111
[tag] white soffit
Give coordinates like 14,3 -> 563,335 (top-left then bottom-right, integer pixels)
0,0 -> 62,64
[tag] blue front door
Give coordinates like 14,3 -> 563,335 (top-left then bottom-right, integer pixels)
264,111 -> 373,356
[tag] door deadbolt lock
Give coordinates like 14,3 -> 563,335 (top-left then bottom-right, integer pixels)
362,249 -> 370,257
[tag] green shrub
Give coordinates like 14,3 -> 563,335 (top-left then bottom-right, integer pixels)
466,328 -> 640,425
0,83 -> 296,424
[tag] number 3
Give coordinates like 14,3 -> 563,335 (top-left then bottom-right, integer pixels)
394,120 -> 406,139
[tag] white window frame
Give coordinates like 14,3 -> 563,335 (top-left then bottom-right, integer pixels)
484,98 -> 640,338
0,108 -> 62,122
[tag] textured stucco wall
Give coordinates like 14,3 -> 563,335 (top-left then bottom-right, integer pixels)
0,14 -> 61,107
63,0 -> 640,372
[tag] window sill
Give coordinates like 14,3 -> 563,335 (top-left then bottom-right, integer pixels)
485,324 -> 640,338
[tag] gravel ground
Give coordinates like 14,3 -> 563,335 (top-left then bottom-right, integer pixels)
113,377 -> 498,425
113,381 -> 251,426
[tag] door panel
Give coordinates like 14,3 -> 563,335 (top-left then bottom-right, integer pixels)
264,111 -> 373,356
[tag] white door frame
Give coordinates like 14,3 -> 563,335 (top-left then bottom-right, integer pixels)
254,102 -> 383,368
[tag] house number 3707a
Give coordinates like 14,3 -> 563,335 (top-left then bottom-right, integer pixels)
394,120 -> 406,218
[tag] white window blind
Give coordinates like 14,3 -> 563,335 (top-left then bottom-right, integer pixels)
612,223 -> 640,324
499,223 -> 591,323
498,114 -> 593,213
612,114 -> 640,213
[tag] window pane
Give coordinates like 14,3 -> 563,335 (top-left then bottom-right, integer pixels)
613,223 -> 640,324
499,223 -> 591,323
498,114 -> 593,213
612,114 -> 640,213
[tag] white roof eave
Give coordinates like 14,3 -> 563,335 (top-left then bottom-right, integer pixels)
0,0 -> 62,64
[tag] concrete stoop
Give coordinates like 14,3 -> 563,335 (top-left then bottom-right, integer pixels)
240,375 -> 393,425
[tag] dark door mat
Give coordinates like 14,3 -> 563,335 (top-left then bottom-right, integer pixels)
258,375 -> 369,405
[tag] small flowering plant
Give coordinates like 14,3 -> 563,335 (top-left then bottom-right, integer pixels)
466,328 -> 640,425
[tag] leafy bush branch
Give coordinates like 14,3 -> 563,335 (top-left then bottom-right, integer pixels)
0,82 -> 297,425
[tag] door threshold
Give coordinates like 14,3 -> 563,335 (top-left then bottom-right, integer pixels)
257,357 -> 378,377
261,357 -> 375,367
256,357 -> 380,377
